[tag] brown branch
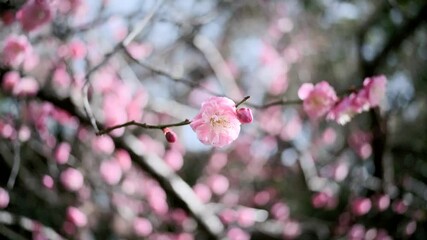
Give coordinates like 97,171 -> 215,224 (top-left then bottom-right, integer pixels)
235,96 -> 250,108
96,119 -> 191,136
36,89 -> 226,239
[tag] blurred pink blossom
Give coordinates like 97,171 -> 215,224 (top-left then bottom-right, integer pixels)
327,94 -> 359,125
0,187 -> 10,209
115,149 -> 132,172
13,77 -> 39,97
208,174 -> 230,195
190,97 -> 241,147
92,135 -> 115,154
2,71 -> 20,92
66,207 -> 87,228
42,175 -> 54,189
227,227 -> 250,240
164,150 -> 183,171
133,217 -> 152,237
16,0 -> 52,32
193,183 -> 212,203
363,75 -> 387,107
1,35 -> 32,67
352,198 -> 372,216
100,160 -> 122,185
60,168 -> 84,192
298,81 -> 338,120
374,194 -> 390,211
54,142 -> 71,164
237,208 -> 255,227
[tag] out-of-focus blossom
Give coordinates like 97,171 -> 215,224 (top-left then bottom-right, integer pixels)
16,0 -> 52,32
42,175 -> 54,189
12,77 -> 39,97
54,142 -> 71,164
100,160 -> 122,185
66,207 -> 87,227
1,35 -> 32,67
0,187 -> 10,209
327,94 -> 358,125
363,75 -> 387,107
298,81 -> 338,119
2,71 -> 20,92
352,198 -> 372,216
92,135 -> 115,154
190,97 -> 241,147
227,227 -> 250,240
60,168 -> 84,192
133,217 -> 152,237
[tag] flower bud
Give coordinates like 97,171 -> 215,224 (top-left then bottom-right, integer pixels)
236,108 -> 253,124
163,128 -> 177,143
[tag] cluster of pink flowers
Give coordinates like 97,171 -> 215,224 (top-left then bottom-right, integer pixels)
190,97 -> 253,147
2,71 -> 39,97
298,76 -> 387,124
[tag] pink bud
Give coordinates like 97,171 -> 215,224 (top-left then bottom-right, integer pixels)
66,207 -> 87,228
163,128 -> 177,143
133,217 -> 153,237
236,108 -> 253,124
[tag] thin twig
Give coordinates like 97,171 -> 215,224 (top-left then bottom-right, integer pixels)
124,50 -> 222,96
235,96 -> 250,108
82,0 -> 164,133
96,119 -> 191,136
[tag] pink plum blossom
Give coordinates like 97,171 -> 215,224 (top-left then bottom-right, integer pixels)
362,75 -> 387,107
298,81 -> 338,119
1,35 -> 32,67
190,97 -> 241,147
60,168 -> 84,192
327,94 -> 359,125
16,0 -> 52,32
66,207 -> 87,228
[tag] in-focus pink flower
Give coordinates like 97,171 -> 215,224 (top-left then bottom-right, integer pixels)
298,81 -> 338,119
60,168 -> 84,192
16,0 -> 52,32
1,35 -> 32,67
236,108 -> 253,124
66,207 -> 87,228
190,97 -> 241,147
362,75 -> 387,107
